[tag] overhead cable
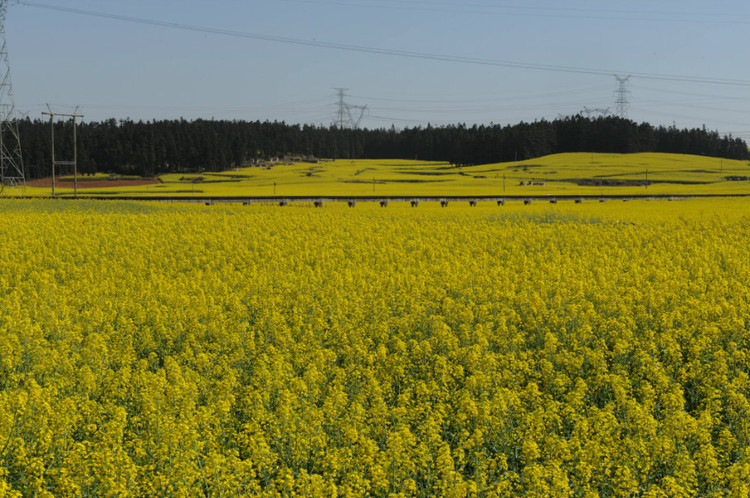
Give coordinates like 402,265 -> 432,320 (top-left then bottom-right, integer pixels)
19,1 -> 750,87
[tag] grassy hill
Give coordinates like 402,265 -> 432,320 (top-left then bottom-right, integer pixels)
22,152 -> 750,197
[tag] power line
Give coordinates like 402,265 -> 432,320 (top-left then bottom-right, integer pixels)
350,85 -> 613,104
277,0 -> 750,25
630,84 -> 749,102
635,99 -> 748,115
17,1 -> 750,87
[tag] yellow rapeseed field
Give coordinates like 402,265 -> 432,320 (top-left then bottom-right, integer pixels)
22,153 -> 750,198
0,198 -> 749,496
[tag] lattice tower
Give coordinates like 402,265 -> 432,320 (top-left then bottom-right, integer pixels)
614,74 -> 631,119
0,0 -> 25,195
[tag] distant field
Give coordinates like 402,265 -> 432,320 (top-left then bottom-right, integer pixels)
18,152 -> 750,197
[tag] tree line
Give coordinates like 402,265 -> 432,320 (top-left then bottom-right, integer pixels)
16,115 -> 749,179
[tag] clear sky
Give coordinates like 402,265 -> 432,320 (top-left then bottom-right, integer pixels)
5,0 -> 750,141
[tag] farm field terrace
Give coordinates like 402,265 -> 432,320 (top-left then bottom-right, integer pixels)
20,152 -> 750,198
0,198 -> 749,496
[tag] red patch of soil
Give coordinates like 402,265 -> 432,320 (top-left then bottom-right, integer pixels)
26,177 -> 161,189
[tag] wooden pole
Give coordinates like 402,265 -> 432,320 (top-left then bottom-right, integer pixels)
73,115 -> 78,197
50,113 -> 55,196
42,109 -> 83,198
0,115 -> 4,186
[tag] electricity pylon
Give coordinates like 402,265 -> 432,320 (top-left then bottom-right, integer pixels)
0,0 -> 25,195
582,107 -> 611,118
614,75 -> 631,119
334,88 -> 367,129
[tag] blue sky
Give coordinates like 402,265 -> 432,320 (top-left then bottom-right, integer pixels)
6,0 -> 749,141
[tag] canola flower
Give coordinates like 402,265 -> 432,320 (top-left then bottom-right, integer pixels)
24,153 -> 750,198
0,198 -> 749,496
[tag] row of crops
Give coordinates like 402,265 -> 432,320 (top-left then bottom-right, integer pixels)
0,199 -> 748,496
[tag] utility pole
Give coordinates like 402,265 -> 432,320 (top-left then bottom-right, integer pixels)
42,106 -> 83,197
48,112 -> 54,195
0,0 -> 25,195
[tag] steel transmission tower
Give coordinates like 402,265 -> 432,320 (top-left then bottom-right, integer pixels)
582,106 -> 610,118
0,0 -> 25,195
335,87 -> 348,129
333,88 -> 367,129
614,75 -> 631,119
